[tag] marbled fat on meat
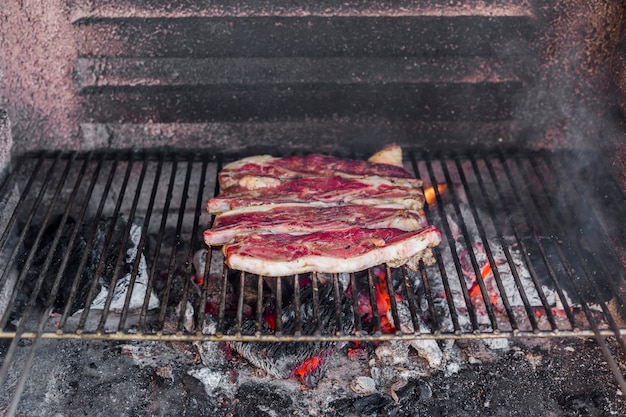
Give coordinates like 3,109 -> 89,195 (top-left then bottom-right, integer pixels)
204,204 -> 428,245
206,146 -> 441,276
218,153 -> 416,190
222,226 -> 441,276
207,175 -> 424,214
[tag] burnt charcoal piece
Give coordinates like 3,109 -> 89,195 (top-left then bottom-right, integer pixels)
395,379 -> 433,402
353,393 -> 397,417
229,280 -> 354,387
234,382 -> 293,417
558,391 -> 606,416
15,215 -> 150,316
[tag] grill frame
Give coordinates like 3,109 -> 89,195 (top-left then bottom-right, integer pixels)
0,148 -> 625,402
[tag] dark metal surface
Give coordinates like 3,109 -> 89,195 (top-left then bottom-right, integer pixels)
0,149 -> 624,408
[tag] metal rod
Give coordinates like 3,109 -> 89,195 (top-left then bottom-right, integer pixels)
497,151 -> 626,387
234,271 -> 245,336
293,274 -> 302,337
408,153 -> 456,334
0,154 -> 61,329
548,152 -> 625,271
332,273 -> 343,336
349,272 -> 363,336
76,152 -> 136,333
366,268 -> 382,335
483,156 -> 578,331
138,157 -> 177,332
44,153 -> 103,331
194,157 -> 212,334
537,154 -> 626,315
432,247 -> 462,334
255,275 -> 264,336
57,152 -> 121,332
30,153 -> 94,323
451,155 -> 519,332
401,265 -> 422,335
438,156 -> 500,332
382,266 -> 401,335
311,273 -> 321,335
420,154 -> 480,332
467,155 -> 554,333
4,153 -> 97,417
274,277 -> 283,335
0,153 -> 69,331
0,155 -> 44,256
0,152 -> 75,391
96,155 -> 150,335
216,264 -> 229,336
0,154 -> 92,416
0,326 -> 617,342
418,262 -> 440,335
118,153 -> 164,332
175,159 -> 197,333
516,155 -> 626,353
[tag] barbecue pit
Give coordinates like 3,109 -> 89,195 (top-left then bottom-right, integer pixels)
0,0 -> 624,415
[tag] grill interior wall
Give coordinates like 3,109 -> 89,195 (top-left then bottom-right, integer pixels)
0,1 -> 623,159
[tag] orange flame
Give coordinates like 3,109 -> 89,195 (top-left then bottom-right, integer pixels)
424,184 -> 448,207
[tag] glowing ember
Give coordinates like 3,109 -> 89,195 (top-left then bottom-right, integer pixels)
262,307 -> 276,331
292,356 -> 324,385
467,262 -> 500,307
373,268 -> 402,333
461,244 -> 501,311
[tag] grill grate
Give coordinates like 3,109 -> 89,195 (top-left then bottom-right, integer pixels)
0,149 -> 625,398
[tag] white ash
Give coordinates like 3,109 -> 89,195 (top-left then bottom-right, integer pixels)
175,301 -> 195,333
417,201 -> 565,333
88,223 -> 159,313
351,376 -> 376,395
120,341 -> 196,371
2,336 -> 621,416
188,367 -> 224,392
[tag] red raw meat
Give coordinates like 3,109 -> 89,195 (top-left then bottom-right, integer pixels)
208,175 -> 424,214
204,204 -> 428,245
218,153 -> 415,190
222,226 -> 441,276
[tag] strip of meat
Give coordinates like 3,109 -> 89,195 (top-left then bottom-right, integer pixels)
208,175 -> 425,214
218,152 -> 415,190
222,226 -> 442,276
204,204 -> 428,245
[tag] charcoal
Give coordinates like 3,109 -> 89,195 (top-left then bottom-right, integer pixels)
396,379 -> 433,402
558,392 -> 607,416
228,280 -> 354,386
353,393 -> 396,417
234,382 -> 293,416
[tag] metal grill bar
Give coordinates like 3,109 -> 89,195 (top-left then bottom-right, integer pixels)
0,150 -> 623,340
0,150 -> 624,410
418,157 -> 481,331
292,275 -> 302,336
193,159 -> 211,334
402,265 -> 424,335
57,153 -> 120,333
467,155 -> 552,332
